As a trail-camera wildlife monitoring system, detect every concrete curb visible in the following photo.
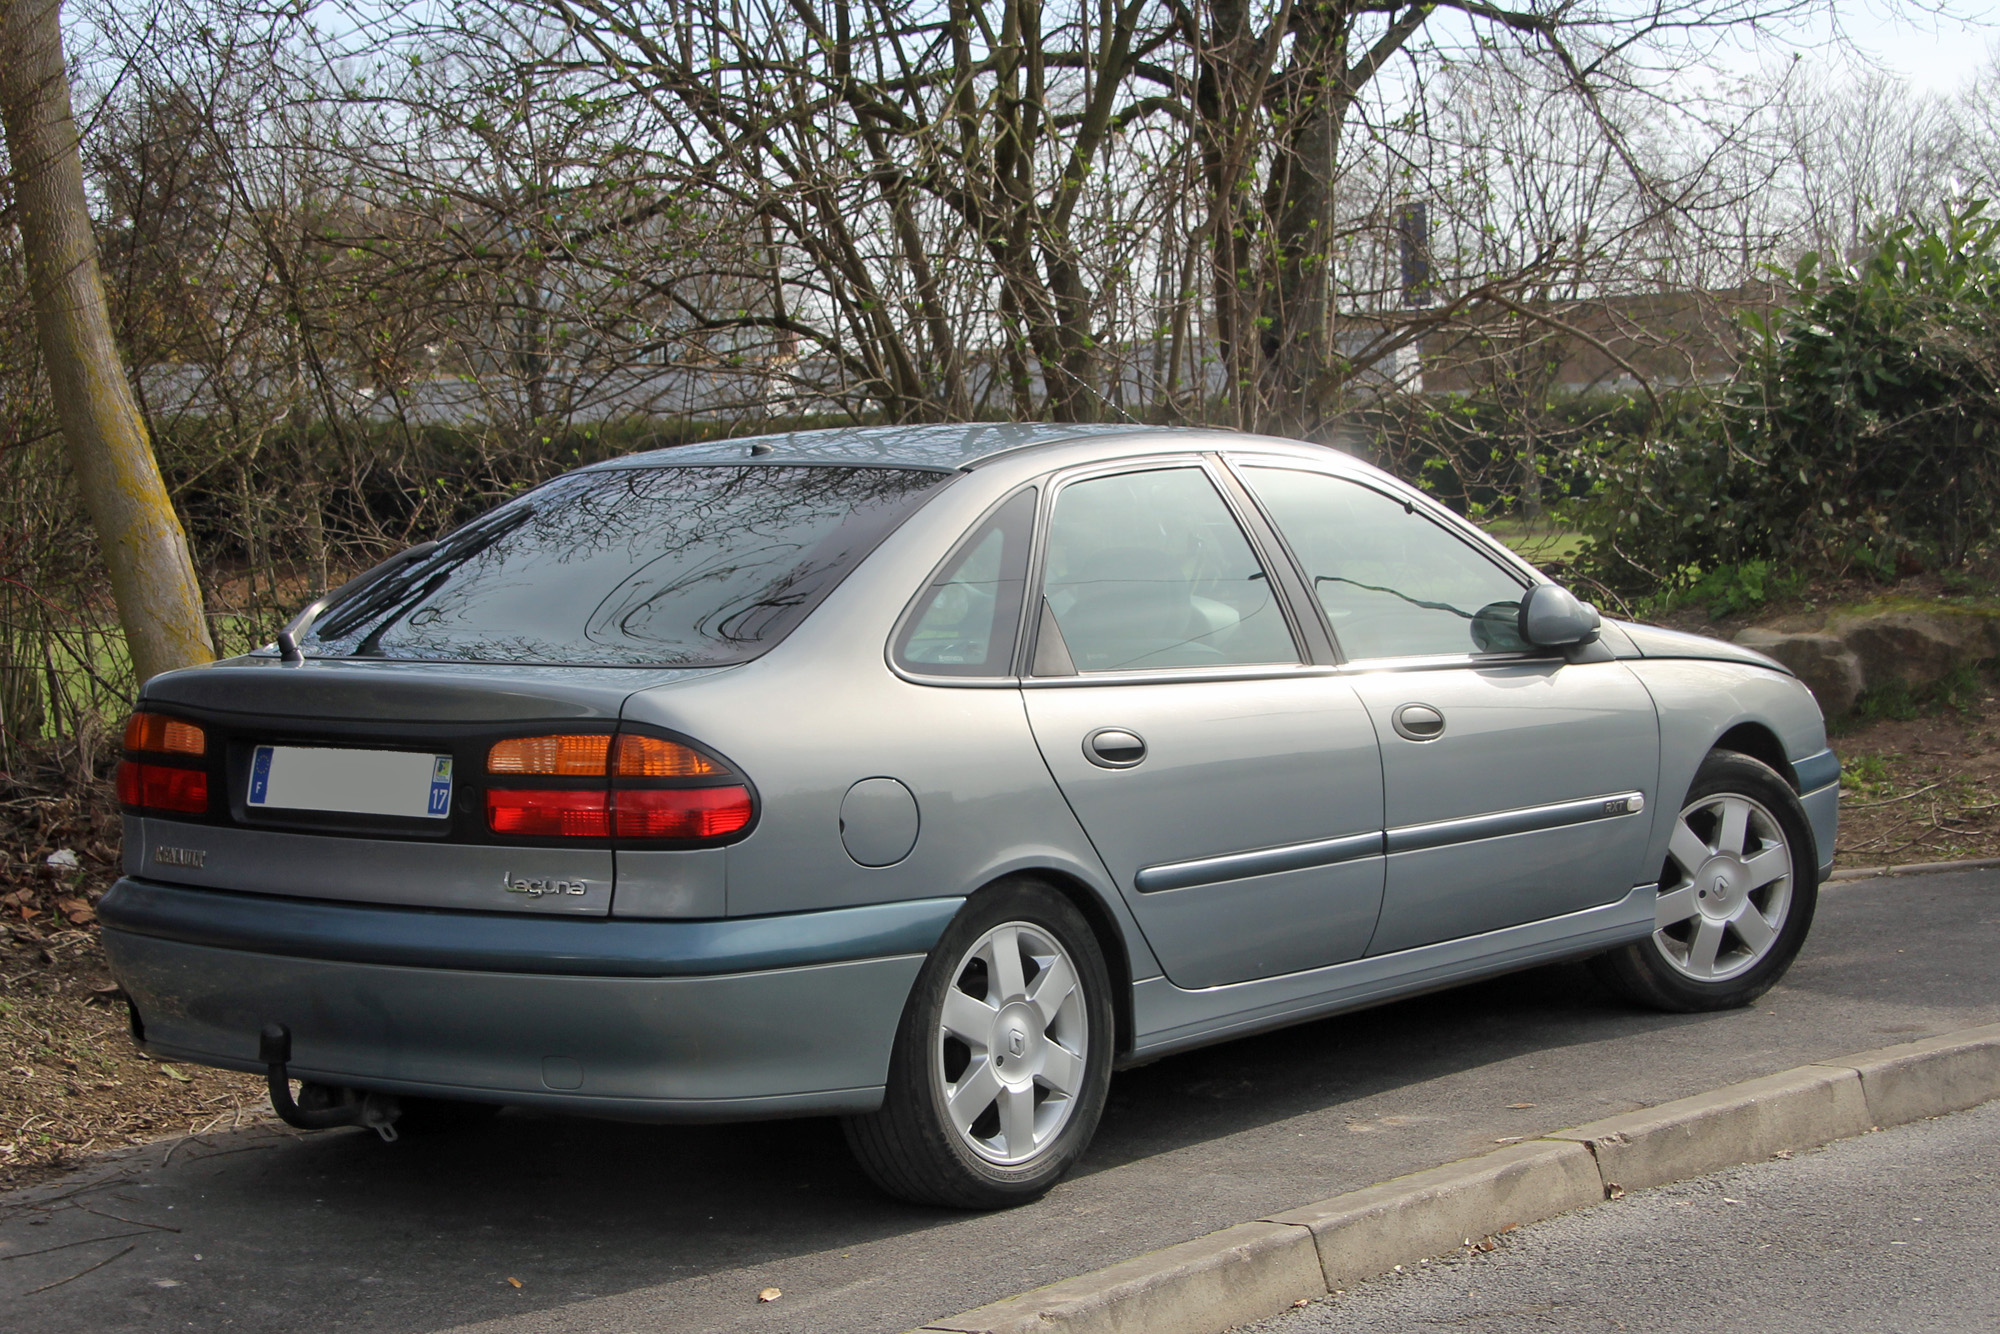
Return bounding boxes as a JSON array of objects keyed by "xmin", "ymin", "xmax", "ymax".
[
  {"xmin": 1828, "ymin": 854, "xmax": 2000, "ymax": 881},
  {"xmin": 905, "ymin": 1022, "xmax": 2000, "ymax": 1334}
]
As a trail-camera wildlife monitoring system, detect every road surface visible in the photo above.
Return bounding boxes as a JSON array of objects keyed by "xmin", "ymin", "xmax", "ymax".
[{"xmin": 2, "ymin": 870, "xmax": 1995, "ymax": 1333}]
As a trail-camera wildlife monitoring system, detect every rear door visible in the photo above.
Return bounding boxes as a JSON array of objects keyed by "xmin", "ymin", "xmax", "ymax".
[
  {"xmin": 1019, "ymin": 462, "xmax": 1386, "ymax": 990},
  {"xmin": 1233, "ymin": 462, "xmax": 1660, "ymax": 955}
]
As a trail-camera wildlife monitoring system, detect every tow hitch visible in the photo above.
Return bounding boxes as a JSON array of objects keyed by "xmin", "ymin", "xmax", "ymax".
[{"xmin": 259, "ymin": 1024, "xmax": 401, "ymax": 1142}]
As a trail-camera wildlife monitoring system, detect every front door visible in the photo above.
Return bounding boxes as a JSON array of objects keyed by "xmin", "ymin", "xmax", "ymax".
[
  {"xmin": 1234, "ymin": 462, "xmax": 1660, "ymax": 955},
  {"xmin": 1019, "ymin": 464, "xmax": 1386, "ymax": 991}
]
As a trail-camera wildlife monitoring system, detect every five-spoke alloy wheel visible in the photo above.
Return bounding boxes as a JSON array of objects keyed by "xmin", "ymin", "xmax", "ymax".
[
  {"xmin": 844, "ymin": 879, "xmax": 1113, "ymax": 1208},
  {"xmin": 1594, "ymin": 750, "xmax": 1819, "ymax": 1012}
]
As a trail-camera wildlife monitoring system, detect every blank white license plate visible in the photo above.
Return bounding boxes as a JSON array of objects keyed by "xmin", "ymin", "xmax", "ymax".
[{"xmin": 247, "ymin": 746, "xmax": 453, "ymax": 819}]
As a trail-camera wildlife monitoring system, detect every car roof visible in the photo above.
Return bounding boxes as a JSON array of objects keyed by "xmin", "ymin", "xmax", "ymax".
[{"xmin": 585, "ymin": 423, "xmax": 1239, "ymax": 472}]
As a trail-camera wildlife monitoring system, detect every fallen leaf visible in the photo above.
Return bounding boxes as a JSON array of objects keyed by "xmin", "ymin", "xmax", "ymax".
[
  {"xmin": 1607, "ymin": 1184, "xmax": 1627, "ymax": 1199},
  {"xmin": 1292, "ymin": 1297, "xmax": 1311, "ymax": 1308},
  {"xmin": 507, "ymin": 1277, "xmax": 523, "ymax": 1289},
  {"xmin": 159, "ymin": 1065, "xmax": 191, "ymax": 1083},
  {"xmin": 1506, "ymin": 1102, "xmax": 1536, "ymax": 1110},
  {"xmin": 758, "ymin": 1287, "xmax": 782, "ymax": 1303}
]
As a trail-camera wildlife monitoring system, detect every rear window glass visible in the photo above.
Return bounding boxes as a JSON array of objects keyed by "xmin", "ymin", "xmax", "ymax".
[{"xmin": 304, "ymin": 465, "xmax": 953, "ymax": 666}]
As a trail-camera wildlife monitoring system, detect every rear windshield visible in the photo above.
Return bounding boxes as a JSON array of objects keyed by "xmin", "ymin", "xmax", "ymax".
[{"xmin": 303, "ymin": 465, "xmax": 954, "ymax": 666}]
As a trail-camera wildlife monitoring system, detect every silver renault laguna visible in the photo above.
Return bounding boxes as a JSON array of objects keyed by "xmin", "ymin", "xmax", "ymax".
[{"xmin": 102, "ymin": 425, "xmax": 1837, "ymax": 1207}]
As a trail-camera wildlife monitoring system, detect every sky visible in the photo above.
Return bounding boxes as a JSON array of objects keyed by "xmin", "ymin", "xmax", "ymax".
[{"xmin": 1800, "ymin": 2, "xmax": 1997, "ymax": 92}]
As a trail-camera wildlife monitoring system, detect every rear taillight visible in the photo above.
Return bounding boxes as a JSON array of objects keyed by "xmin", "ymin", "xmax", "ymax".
[
  {"xmin": 484, "ymin": 730, "xmax": 753, "ymax": 846},
  {"xmin": 125, "ymin": 712, "xmax": 206, "ymax": 756},
  {"xmin": 614, "ymin": 787, "xmax": 754, "ymax": 839},
  {"xmin": 119, "ymin": 711, "xmax": 211, "ymax": 816},
  {"xmin": 486, "ymin": 789, "xmax": 612, "ymax": 838},
  {"xmin": 117, "ymin": 760, "xmax": 210, "ymax": 814}
]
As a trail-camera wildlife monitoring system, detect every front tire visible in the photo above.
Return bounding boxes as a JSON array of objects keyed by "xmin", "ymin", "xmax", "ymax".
[
  {"xmin": 1593, "ymin": 750, "xmax": 1819, "ymax": 1012},
  {"xmin": 843, "ymin": 879, "xmax": 1114, "ymax": 1208}
]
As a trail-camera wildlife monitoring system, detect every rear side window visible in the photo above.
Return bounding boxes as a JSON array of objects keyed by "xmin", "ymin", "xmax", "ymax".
[
  {"xmin": 1039, "ymin": 467, "xmax": 1298, "ymax": 672},
  {"xmin": 893, "ymin": 488, "xmax": 1037, "ymax": 677},
  {"xmin": 305, "ymin": 465, "xmax": 953, "ymax": 666}
]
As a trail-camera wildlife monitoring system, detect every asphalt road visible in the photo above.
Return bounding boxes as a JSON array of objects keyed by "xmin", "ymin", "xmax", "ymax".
[
  {"xmin": 2, "ymin": 870, "xmax": 1996, "ymax": 1334},
  {"xmin": 1243, "ymin": 1095, "xmax": 2000, "ymax": 1334}
]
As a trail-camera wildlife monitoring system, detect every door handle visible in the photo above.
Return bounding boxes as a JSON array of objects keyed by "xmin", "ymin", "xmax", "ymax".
[
  {"xmin": 1391, "ymin": 703, "xmax": 1446, "ymax": 742},
  {"xmin": 1084, "ymin": 728, "xmax": 1147, "ymax": 768}
]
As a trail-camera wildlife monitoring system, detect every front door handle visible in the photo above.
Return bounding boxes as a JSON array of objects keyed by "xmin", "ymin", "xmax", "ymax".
[
  {"xmin": 1084, "ymin": 728, "xmax": 1147, "ymax": 768},
  {"xmin": 1391, "ymin": 703, "xmax": 1446, "ymax": 742}
]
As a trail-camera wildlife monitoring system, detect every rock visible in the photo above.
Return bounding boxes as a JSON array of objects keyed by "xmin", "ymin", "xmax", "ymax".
[
  {"xmin": 1733, "ymin": 629, "xmax": 1865, "ymax": 717},
  {"xmin": 1834, "ymin": 611, "xmax": 1985, "ymax": 692}
]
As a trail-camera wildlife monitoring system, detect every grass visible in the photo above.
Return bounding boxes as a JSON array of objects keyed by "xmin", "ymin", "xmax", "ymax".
[{"xmin": 1482, "ymin": 519, "xmax": 1587, "ymax": 565}]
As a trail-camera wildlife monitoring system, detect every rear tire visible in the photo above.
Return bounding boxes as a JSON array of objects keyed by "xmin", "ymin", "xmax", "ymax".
[
  {"xmin": 843, "ymin": 878, "xmax": 1114, "ymax": 1209},
  {"xmin": 1593, "ymin": 750, "xmax": 1818, "ymax": 1013}
]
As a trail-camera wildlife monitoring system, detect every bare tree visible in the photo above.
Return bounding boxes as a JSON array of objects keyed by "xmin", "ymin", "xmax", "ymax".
[{"xmin": 0, "ymin": 0, "xmax": 212, "ymax": 684}]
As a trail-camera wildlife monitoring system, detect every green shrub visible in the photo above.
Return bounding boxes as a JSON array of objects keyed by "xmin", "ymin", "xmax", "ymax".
[{"xmin": 1574, "ymin": 200, "xmax": 2000, "ymax": 592}]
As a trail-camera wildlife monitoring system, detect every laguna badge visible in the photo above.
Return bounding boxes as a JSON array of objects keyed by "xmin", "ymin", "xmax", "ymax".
[{"xmin": 502, "ymin": 872, "xmax": 590, "ymax": 898}]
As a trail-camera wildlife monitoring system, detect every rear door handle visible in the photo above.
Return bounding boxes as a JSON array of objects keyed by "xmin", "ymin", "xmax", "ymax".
[
  {"xmin": 1391, "ymin": 703, "xmax": 1445, "ymax": 741},
  {"xmin": 1084, "ymin": 728, "xmax": 1147, "ymax": 768}
]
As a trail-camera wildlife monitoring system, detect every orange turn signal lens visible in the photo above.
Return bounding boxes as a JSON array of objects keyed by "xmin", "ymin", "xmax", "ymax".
[
  {"xmin": 123, "ymin": 712, "xmax": 206, "ymax": 757},
  {"xmin": 614, "ymin": 734, "xmax": 723, "ymax": 778},
  {"xmin": 488, "ymin": 735, "xmax": 611, "ymax": 776}
]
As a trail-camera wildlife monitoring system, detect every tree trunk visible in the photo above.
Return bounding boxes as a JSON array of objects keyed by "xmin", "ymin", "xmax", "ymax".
[{"xmin": 0, "ymin": 0, "xmax": 213, "ymax": 685}]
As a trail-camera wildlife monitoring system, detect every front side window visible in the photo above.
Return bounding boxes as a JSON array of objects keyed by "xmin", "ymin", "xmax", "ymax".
[
  {"xmin": 304, "ymin": 465, "xmax": 952, "ymax": 666},
  {"xmin": 1240, "ymin": 466, "xmax": 1528, "ymax": 660},
  {"xmin": 894, "ymin": 488, "xmax": 1036, "ymax": 677},
  {"xmin": 1038, "ymin": 467, "xmax": 1297, "ymax": 673}
]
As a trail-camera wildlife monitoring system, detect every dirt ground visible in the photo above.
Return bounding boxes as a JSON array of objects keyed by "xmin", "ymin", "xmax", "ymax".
[
  {"xmin": 4, "ymin": 609, "xmax": 1998, "ymax": 1193},
  {"xmin": 0, "ymin": 750, "xmax": 265, "ymax": 1193}
]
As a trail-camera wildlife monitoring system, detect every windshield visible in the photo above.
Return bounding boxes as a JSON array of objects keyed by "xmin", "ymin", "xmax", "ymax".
[{"xmin": 303, "ymin": 465, "xmax": 954, "ymax": 666}]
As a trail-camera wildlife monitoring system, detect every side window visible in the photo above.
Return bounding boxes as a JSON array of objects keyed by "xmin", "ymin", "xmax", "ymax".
[
  {"xmin": 894, "ymin": 488, "xmax": 1036, "ymax": 676},
  {"xmin": 1240, "ymin": 467, "xmax": 1528, "ymax": 660},
  {"xmin": 1038, "ymin": 467, "xmax": 1298, "ymax": 673}
]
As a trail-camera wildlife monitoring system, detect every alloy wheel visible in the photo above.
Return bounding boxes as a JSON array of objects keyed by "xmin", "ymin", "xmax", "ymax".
[
  {"xmin": 1655, "ymin": 791, "xmax": 1794, "ymax": 982},
  {"xmin": 933, "ymin": 921, "xmax": 1089, "ymax": 1166}
]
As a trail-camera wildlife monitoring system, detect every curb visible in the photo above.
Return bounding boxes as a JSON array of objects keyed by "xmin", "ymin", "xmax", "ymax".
[
  {"xmin": 1828, "ymin": 854, "xmax": 2000, "ymax": 882},
  {"xmin": 905, "ymin": 1021, "xmax": 2000, "ymax": 1334}
]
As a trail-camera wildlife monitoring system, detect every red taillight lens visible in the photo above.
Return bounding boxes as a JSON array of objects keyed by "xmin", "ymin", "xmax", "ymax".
[
  {"xmin": 117, "ymin": 760, "xmax": 209, "ymax": 815},
  {"xmin": 124, "ymin": 711, "xmax": 205, "ymax": 756},
  {"xmin": 614, "ymin": 786, "xmax": 754, "ymax": 840},
  {"xmin": 486, "ymin": 789, "xmax": 611, "ymax": 838}
]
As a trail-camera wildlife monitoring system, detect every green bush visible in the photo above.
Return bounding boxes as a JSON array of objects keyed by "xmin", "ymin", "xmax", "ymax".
[{"xmin": 1574, "ymin": 201, "xmax": 2000, "ymax": 592}]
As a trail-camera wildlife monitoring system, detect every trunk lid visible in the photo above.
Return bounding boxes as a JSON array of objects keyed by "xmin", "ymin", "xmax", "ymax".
[{"xmin": 130, "ymin": 656, "xmax": 715, "ymax": 916}]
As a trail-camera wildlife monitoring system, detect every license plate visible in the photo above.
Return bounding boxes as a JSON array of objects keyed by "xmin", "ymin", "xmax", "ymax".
[{"xmin": 247, "ymin": 746, "xmax": 453, "ymax": 820}]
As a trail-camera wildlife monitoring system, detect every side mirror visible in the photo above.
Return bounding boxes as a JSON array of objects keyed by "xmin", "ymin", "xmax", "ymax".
[{"xmin": 1518, "ymin": 583, "xmax": 1602, "ymax": 648}]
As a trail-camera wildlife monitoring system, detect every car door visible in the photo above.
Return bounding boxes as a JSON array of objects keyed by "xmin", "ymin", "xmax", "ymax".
[
  {"xmin": 1233, "ymin": 461, "xmax": 1660, "ymax": 956},
  {"xmin": 1018, "ymin": 461, "xmax": 1387, "ymax": 991}
]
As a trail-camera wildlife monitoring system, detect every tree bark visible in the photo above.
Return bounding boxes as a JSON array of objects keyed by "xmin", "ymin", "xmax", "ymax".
[{"xmin": 0, "ymin": 0, "xmax": 213, "ymax": 684}]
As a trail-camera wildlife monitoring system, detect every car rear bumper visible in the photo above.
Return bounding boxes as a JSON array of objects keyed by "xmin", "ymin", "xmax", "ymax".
[{"xmin": 99, "ymin": 878, "xmax": 956, "ymax": 1121}]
